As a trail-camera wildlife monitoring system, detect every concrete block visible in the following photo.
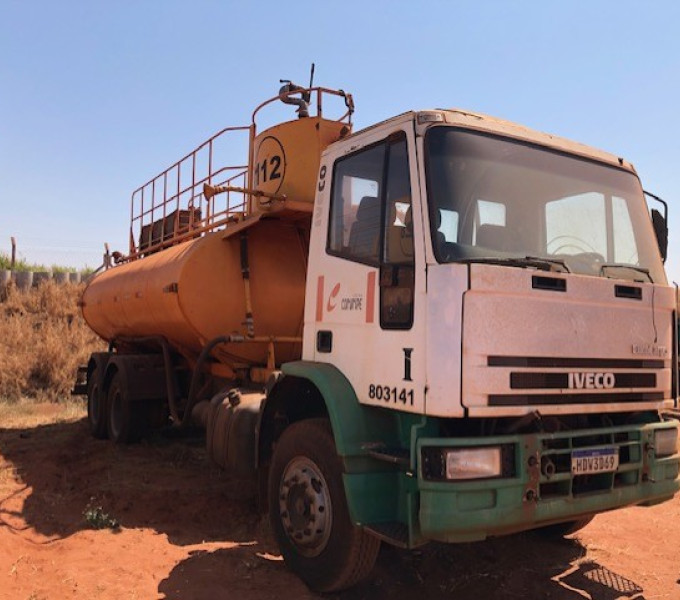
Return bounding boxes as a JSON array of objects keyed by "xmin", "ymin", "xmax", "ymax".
[
  {"xmin": 52, "ymin": 272, "xmax": 69, "ymax": 285},
  {"xmin": 32, "ymin": 271, "xmax": 52, "ymax": 287},
  {"xmin": 13, "ymin": 271, "xmax": 33, "ymax": 290}
]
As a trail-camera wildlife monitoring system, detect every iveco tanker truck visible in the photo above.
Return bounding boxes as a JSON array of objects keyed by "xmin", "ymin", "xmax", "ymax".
[{"xmin": 78, "ymin": 78, "xmax": 680, "ymax": 591}]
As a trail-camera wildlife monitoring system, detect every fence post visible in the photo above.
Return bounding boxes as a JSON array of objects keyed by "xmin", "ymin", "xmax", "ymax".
[{"xmin": 10, "ymin": 237, "xmax": 16, "ymax": 270}]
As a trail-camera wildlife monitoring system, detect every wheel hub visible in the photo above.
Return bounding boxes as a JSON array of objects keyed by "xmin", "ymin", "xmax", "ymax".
[{"xmin": 278, "ymin": 457, "xmax": 332, "ymax": 557}]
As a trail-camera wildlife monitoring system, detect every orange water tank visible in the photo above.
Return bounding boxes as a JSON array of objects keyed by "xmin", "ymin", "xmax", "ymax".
[
  {"xmin": 81, "ymin": 217, "xmax": 307, "ymax": 368},
  {"xmin": 83, "ymin": 107, "xmax": 350, "ymax": 372}
]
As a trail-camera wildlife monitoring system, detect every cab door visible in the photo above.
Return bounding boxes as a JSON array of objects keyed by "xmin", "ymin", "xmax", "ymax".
[{"xmin": 304, "ymin": 121, "xmax": 426, "ymax": 414}]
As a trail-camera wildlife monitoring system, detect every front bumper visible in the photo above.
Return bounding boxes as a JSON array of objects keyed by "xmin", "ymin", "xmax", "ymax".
[{"xmin": 417, "ymin": 421, "xmax": 680, "ymax": 543}]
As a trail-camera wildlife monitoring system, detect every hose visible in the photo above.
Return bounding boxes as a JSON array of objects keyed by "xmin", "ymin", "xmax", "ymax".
[
  {"xmin": 278, "ymin": 81, "xmax": 310, "ymax": 118},
  {"xmin": 182, "ymin": 335, "xmax": 233, "ymax": 427}
]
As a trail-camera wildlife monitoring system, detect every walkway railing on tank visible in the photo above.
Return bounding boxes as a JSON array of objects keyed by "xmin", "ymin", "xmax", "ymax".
[
  {"xmin": 128, "ymin": 125, "xmax": 251, "ymax": 260},
  {"xmin": 250, "ymin": 85, "xmax": 354, "ymax": 130},
  {"xmin": 124, "ymin": 85, "xmax": 354, "ymax": 263}
]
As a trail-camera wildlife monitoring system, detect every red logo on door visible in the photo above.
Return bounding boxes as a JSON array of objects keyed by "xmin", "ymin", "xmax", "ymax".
[{"xmin": 326, "ymin": 283, "xmax": 341, "ymax": 312}]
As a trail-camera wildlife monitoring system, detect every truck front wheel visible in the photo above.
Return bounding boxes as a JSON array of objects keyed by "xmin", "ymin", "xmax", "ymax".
[{"xmin": 268, "ymin": 419, "xmax": 380, "ymax": 592}]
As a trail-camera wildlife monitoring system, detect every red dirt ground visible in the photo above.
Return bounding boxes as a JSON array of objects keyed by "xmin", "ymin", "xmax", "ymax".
[{"xmin": 0, "ymin": 402, "xmax": 678, "ymax": 600}]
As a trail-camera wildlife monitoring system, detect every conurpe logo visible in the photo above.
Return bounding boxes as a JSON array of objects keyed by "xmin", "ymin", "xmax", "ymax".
[
  {"xmin": 326, "ymin": 283, "xmax": 341, "ymax": 312},
  {"xmin": 568, "ymin": 372, "xmax": 615, "ymax": 390}
]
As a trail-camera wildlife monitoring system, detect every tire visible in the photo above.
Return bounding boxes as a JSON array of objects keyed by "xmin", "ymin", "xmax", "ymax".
[
  {"xmin": 268, "ymin": 419, "xmax": 380, "ymax": 592},
  {"xmin": 535, "ymin": 516, "xmax": 595, "ymax": 538},
  {"xmin": 107, "ymin": 369, "xmax": 141, "ymax": 444},
  {"xmin": 87, "ymin": 365, "xmax": 108, "ymax": 439}
]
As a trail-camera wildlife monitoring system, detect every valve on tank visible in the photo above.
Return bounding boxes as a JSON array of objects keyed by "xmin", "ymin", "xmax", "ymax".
[
  {"xmin": 279, "ymin": 80, "xmax": 310, "ymax": 118},
  {"xmin": 278, "ymin": 63, "xmax": 315, "ymax": 118}
]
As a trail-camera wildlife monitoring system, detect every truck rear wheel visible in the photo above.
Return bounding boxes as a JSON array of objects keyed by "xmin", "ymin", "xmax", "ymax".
[
  {"xmin": 87, "ymin": 365, "xmax": 108, "ymax": 439},
  {"xmin": 268, "ymin": 419, "xmax": 380, "ymax": 592},
  {"xmin": 107, "ymin": 370, "xmax": 141, "ymax": 444}
]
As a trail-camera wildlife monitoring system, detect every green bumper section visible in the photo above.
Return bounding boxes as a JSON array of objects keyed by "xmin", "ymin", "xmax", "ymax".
[
  {"xmin": 277, "ymin": 362, "xmax": 679, "ymax": 547},
  {"xmin": 417, "ymin": 421, "xmax": 680, "ymax": 543}
]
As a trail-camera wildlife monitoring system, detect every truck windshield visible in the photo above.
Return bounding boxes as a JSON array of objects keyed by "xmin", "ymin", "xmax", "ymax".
[{"xmin": 425, "ymin": 127, "xmax": 665, "ymax": 283}]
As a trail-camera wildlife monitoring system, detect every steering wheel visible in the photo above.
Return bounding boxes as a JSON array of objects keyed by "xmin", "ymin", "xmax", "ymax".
[
  {"xmin": 547, "ymin": 236, "xmax": 606, "ymax": 272},
  {"xmin": 547, "ymin": 234, "xmax": 599, "ymax": 255}
]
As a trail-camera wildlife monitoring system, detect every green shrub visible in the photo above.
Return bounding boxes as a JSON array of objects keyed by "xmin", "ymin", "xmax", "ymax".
[
  {"xmin": 83, "ymin": 502, "xmax": 120, "ymax": 530},
  {"xmin": 0, "ymin": 253, "xmax": 45, "ymax": 272}
]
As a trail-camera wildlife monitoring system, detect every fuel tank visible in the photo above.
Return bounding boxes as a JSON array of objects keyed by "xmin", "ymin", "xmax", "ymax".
[{"xmin": 82, "ymin": 217, "xmax": 307, "ymax": 366}]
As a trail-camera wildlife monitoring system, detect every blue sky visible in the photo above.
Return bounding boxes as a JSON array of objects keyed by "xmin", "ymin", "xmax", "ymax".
[{"xmin": 1, "ymin": 1, "xmax": 679, "ymax": 280}]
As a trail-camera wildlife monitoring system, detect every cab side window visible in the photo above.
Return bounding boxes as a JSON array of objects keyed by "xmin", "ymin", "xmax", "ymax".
[
  {"xmin": 327, "ymin": 132, "xmax": 415, "ymax": 329},
  {"xmin": 328, "ymin": 144, "xmax": 385, "ymax": 265}
]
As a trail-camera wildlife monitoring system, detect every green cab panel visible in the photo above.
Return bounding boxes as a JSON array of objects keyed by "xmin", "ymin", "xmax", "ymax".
[
  {"xmin": 280, "ymin": 361, "xmax": 412, "ymax": 527},
  {"xmin": 281, "ymin": 361, "xmax": 406, "ymax": 457}
]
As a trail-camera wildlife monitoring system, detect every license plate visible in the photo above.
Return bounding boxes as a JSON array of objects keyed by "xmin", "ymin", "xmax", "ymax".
[{"xmin": 571, "ymin": 448, "xmax": 619, "ymax": 475}]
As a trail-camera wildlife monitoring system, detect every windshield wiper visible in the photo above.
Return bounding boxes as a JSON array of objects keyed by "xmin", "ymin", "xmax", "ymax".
[
  {"xmin": 525, "ymin": 256, "xmax": 571, "ymax": 273},
  {"xmin": 599, "ymin": 264, "xmax": 653, "ymax": 283},
  {"xmin": 455, "ymin": 256, "xmax": 570, "ymax": 273}
]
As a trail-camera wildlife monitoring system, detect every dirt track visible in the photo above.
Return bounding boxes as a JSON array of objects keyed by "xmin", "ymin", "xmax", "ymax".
[{"xmin": 0, "ymin": 402, "xmax": 678, "ymax": 600}]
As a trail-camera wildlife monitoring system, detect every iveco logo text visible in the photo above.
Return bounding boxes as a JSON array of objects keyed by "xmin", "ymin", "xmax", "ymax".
[{"xmin": 568, "ymin": 372, "xmax": 615, "ymax": 390}]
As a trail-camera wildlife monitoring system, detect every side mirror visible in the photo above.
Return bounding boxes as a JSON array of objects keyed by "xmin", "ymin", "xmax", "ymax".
[
  {"xmin": 651, "ymin": 208, "xmax": 668, "ymax": 263},
  {"xmin": 645, "ymin": 191, "xmax": 669, "ymax": 264}
]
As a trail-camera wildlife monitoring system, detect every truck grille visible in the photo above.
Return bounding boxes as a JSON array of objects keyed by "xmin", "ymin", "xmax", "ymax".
[
  {"xmin": 487, "ymin": 356, "xmax": 665, "ymax": 407},
  {"xmin": 488, "ymin": 357, "xmax": 665, "ymax": 369},
  {"xmin": 489, "ymin": 392, "xmax": 664, "ymax": 406},
  {"xmin": 509, "ymin": 372, "xmax": 656, "ymax": 390},
  {"xmin": 536, "ymin": 427, "xmax": 642, "ymax": 499}
]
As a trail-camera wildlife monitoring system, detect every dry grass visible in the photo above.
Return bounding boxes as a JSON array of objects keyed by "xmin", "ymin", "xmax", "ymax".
[
  {"xmin": 0, "ymin": 398, "xmax": 86, "ymax": 428},
  {"xmin": 0, "ymin": 281, "xmax": 105, "ymax": 402}
]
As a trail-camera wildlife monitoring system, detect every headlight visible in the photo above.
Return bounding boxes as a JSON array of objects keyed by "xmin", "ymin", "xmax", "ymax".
[
  {"xmin": 445, "ymin": 447, "xmax": 502, "ymax": 480},
  {"xmin": 654, "ymin": 428, "xmax": 679, "ymax": 458}
]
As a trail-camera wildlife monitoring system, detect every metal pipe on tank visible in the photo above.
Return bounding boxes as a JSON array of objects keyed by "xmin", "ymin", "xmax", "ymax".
[
  {"xmin": 183, "ymin": 335, "xmax": 233, "ymax": 427},
  {"xmin": 278, "ymin": 81, "xmax": 310, "ymax": 118}
]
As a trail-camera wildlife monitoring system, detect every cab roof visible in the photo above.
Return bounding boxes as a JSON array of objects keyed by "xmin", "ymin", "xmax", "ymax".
[{"xmin": 346, "ymin": 108, "xmax": 636, "ymax": 173}]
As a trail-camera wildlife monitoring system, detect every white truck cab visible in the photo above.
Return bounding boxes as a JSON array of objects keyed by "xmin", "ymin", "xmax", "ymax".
[{"xmin": 306, "ymin": 108, "xmax": 674, "ymax": 421}]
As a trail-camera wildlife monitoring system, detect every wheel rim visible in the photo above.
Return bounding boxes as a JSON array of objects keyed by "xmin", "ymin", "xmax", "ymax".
[
  {"xmin": 278, "ymin": 456, "xmax": 332, "ymax": 557},
  {"xmin": 110, "ymin": 389, "xmax": 123, "ymax": 438}
]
